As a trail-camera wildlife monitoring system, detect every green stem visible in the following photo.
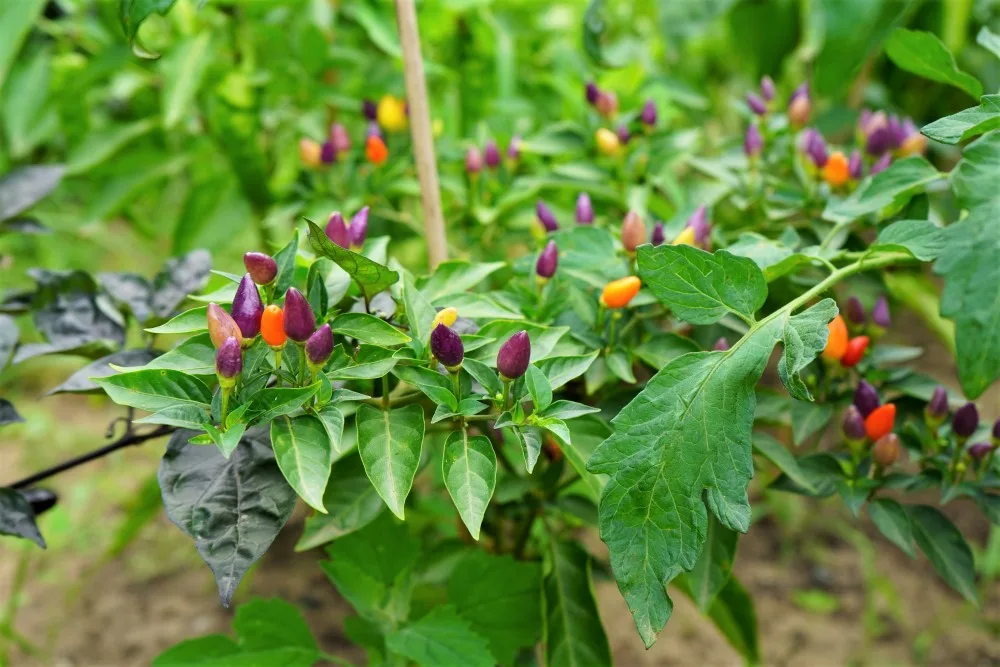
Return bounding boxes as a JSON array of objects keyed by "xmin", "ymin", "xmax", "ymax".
[
  {"xmin": 220, "ymin": 386, "xmax": 232, "ymax": 427},
  {"xmin": 273, "ymin": 348, "xmax": 282, "ymax": 387},
  {"xmin": 606, "ymin": 312, "xmax": 620, "ymax": 351},
  {"xmin": 297, "ymin": 343, "xmax": 306, "ymax": 386},
  {"xmin": 501, "ymin": 379, "xmax": 512, "ymax": 412},
  {"xmin": 451, "ymin": 369, "xmax": 462, "ymax": 402}
]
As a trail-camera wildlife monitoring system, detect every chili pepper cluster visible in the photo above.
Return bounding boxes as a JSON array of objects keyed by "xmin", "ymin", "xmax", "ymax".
[{"xmin": 299, "ymin": 94, "xmax": 408, "ymax": 170}]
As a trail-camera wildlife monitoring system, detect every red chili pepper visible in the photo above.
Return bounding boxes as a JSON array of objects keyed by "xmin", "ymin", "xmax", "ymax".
[
  {"xmin": 864, "ymin": 403, "xmax": 896, "ymax": 441},
  {"xmin": 840, "ymin": 335, "xmax": 870, "ymax": 367}
]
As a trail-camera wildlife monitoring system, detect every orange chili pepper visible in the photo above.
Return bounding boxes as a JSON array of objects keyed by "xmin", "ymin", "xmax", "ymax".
[
  {"xmin": 261, "ymin": 304, "xmax": 287, "ymax": 348},
  {"xmin": 601, "ymin": 276, "xmax": 641, "ymax": 309},
  {"xmin": 822, "ymin": 151, "xmax": 850, "ymax": 188},
  {"xmin": 366, "ymin": 135, "xmax": 388, "ymax": 165},
  {"xmin": 864, "ymin": 403, "xmax": 896, "ymax": 441},
  {"xmin": 840, "ymin": 335, "xmax": 870, "ymax": 367},
  {"xmin": 822, "ymin": 315, "xmax": 848, "ymax": 361},
  {"xmin": 299, "ymin": 139, "xmax": 321, "ymax": 169}
]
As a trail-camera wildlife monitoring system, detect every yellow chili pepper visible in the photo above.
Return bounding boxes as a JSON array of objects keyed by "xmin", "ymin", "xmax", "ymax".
[
  {"xmin": 595, "ymin": 128, "xmax": 621, "ymax": 157},
  {"xmin": 377, "ymin": 95, "xmax": 408, "ymax": 133},
  {"xmin": 432, "ymin": 307, "xmax": 458, "ymax": 328},
  {"xmin": 673, "ymin": 226, "xmax": 697, "ymax": 246}
]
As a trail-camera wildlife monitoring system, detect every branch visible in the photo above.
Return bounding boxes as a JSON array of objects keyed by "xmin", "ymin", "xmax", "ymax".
[{"xmin": 7, "ymin": 425, "xmax": 175, "ymax": 490}]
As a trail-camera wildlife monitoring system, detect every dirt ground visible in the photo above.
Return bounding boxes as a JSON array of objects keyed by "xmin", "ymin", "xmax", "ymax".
[{"xmin": 1, "ymin": 313, "xmax": 998, "ymax": 666}]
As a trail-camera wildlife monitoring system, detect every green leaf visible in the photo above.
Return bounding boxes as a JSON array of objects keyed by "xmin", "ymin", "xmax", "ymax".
[
  {"xmin": 65, "ymin": 119, "xmax": 159, "ymax": 176},
  {"xmin": 907, "ymin": 504, "xmax": 979, "ymax": 605},
  {"xmin": 342, "ymin": 1, "xmax": 402, "ymax": 58},
  {"xmin": 512, "ymin": 425, "xmax": 544, "ymax": 473},
  {"xmin": 606, "ymin": 349, "xmax": 636, "ymax": 384},
  {"xmin": 637, "ymin": 245, "xmax": 766, "ymax": 324},
  {"xmin": 442, "ymin": 430, "xmax": 496, "ymax": 540},
  {"xmin": 689, "ymin": 574, "xmax": 760, "ymax": 663},
  {"xmin": 921, "ymin": 95, "xmax": 1000, "ymax": 145},
  {"xmin": 978, "ymin": 26, "xmax": 1000, "ymax": 60},
  {"xmin": 448, "ymin": 552, "xmax": 542, "ymax": 664},
  {"xmin": 868, "ymin": 498, "xmax": 915, "ymax": 557},
  {"xmin": 776, "ymin": 299, "xmax": 838, "ymax": 401},
  {"xmin": 686, "ymin": 514, "xmax": 738, "ymax": 611},
  {"xmin": 145, "ymin": 306, "xmax": 209, "ymax": 335},
  {"xmin": 540, "ymin": 400, "xmax": 600, "ymax": 421},
  {"xmin": 633, "ymin": 334, "xmax": 700, "ymax": 368},
  {"xmin": 270, "ymin": 415, "xmax": 332, "ymax": 513},
  {"xmin": 355, "ymin": 404, "xmax": 425, "ymax": 520},
  {"xmin": 159, "ymin": 428, "xmax": 296, "ymax": 606},
  {"xmin": 0, "ymin": 0, "xmax": 47, "ymax": 91},
  {"xmin": 934, "ymin": 195, "xmax": 1000, "ymax": 398},
  {"xmin": 306, "ymin": 220, "xmax": 398, "ymax": 300},
  {"xmin": 402, "ymin": 273, "xmax": 436, "ymax": 343},
  {"xmin": 588, "ymin": 292, "xmax": 811, "ymax": 645},
  {"xmin": 315, "ymin": 404, "xmax": 351, "ymax": 461},
  {"xmin": 249, "ymin": 383, "xmax": 320, "ymax": 424},
  {"xmin": 330, "ymin": 312, "xmax": 410, "ymax": 346},
  {"xmin": 320, "ymin": 514, "xmax": 419, "ymax": 623},
  {"xmin": 419, "ymin": 260, "xmax": 507, "ymax": 302},
  {"xmin": 135, "ymin": 404, "xmax": 210, "ymax": 430},
  {"xmin": 727, "ymin": 233, "xmax": 814, "ymax": 282},
  {"xmin": 886, "ymin": 29, "xmax": 982, "ymax": 99},
  {"xmin": 525, "ymin": 364, "xmax": 553, "ymax": 412},
  {"xmin": 119, "ymin": 0, "xmax": 180, "ymax": 57},
  {"xmin": 950, "ymin": 130, "xmax": 1000, "ymax": 208},
  {"xmin": 152, "ymin": 636, "xmax": 240, "ymax": 666},
  {"xmin": 791, "ymin": 400, "xmax": 833, "ymax": 445},
  {"xmin": 462, "ymin": 358, "xmax": 502, "ymax": 398},
  {"xmin": 386, "ymin": 606, "xmax": 494, "ymax": 667},
  {"xmin": 233, "ymin": 598, "xmax": 318, "ymax": 654},
  {"xmin": 470, "ymin": 321, "xmax": 568, "ymax": 366},
  {"xmin": 392, "ymin": 365, "xmax": 458, "ymax": 410},
  {"xmin": 161, "ymin": 34, "xmax": 212, "ymax": 130},
  {"xmin": 823, "ymin": 156, "xmax": 942, "ymax": 222},
  {"xmin": 95, "ymin": 369, "xmax": 212, "ymax": 412},
  {"xmin": 0, "ymin": 488, "xmax": 45, "ymax": 548},
  {"xmin": 273, "ymin": 230, "xmax": 299, "ymax": 297},
  {"xmin": 752, "ymin": 433, "xmax": 816, "ymax": 493},
  {"xmin": 543, "ymin": 540, "xmax": 612, "ymax": 667},
  {"xmin": 535, "ymin": 351, "xmax": 599, "ymax": 390},
  {"xmin": 873, "ymin": 219, "xmax": 946, "ymax": 261},
  {"xmin": 143, "ymin": 333, "xmax": 216, "ymax": 375},
  {"xmin": 329, "ymin": 357, "xmax": 399, "ymax": 381},
  {"xmin": 296, "ymin": 455, "xmax": 384, "ymax": 551}
]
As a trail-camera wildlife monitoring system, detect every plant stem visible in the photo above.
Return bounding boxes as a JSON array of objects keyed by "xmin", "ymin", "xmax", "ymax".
[
  {"xmin": 298, "ymin": 343, "xmax": 306, "ymax": 386},
  {"xmin": 220, "ymin": 386, "xmax": 231, "ymax": 427},
  {"xmin": 382, "ymin": 374, "xmax": 390, "ymax": 410},
  {"xmin": 501, "ymin": 379, "xmax": 512, "ymax": 411},
  {"xmin": 273, "ymin": 348, "xmax": 282, "ymax": 387},
  {"xmin": 451, "ymin": 369, "xmax": 462, "ymax": 402}
]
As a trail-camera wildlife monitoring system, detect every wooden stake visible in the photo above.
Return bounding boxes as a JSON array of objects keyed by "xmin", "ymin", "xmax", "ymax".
[{"xmin": 395, "ymin": 0, "xmax": 448, "ymax": 269}]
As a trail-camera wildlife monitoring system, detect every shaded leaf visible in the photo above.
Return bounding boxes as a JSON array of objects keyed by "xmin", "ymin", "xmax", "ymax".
[
  {"xmin": 907, "ymin": 504, "xmax": 979, "ymax": 605},
  {"xmin": 886, "ymin": 29, "xmax": 981, "ymax": 99},
  {"xmin": 868, "ymin": 498, "xmax": 915, "ymax": 557},
  {"xmin": 47, "ymin": 349, "xmax": 159, "ymax": 395},
  {"xmin": 386, "ymin": 606, "xmax": 494, "ymax": 667},
  {"xmin": 0, "ymin": 488, "xmax": 45, "ymax": 548},
  {"xmin": 544, "ymin": 540, "xmax": 612, "ymax": 667},
  {"xmin": 296, "ymin": 455, "xmax": 384, "ymax": 551}
]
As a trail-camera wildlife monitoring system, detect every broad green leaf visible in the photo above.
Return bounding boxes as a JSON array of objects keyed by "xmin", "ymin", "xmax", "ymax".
[
  {"xmin": 470, "ymin": 321, "xmax": 568, "ymax": 366},
  {"xmin": 233, "ymin": 598, "xmax": 318, "ymax": 654},
  {"xmin": 320, "ymin": 514, "xmax": 419, "ymax": 623},
  {"xmin": 448, "ymin": 552, "xmax": 542, "ymax": 664},
  {"xmin": 418, "ymin": 260, "xmax": 507, "ymax": 302},
  {"xmin": 525, "ymin": 364, "xmax": 553, "ymax": 411},
  {"xmin": 271, "ymin": 415, "xmax": 333, "ymax": 513},
  {"xmin": 540, "ymin": 400, "xmax": 600, "ymax": 421},
  {"xmin": 119, "ymin": 0, "xmax": 180, "ymax": 58},
  {"xmin": 0, "ymin": 0, "xmax": 46, "ymax": 91},
  {"xmin": 392, "ymin": 365, "xmax": 458, "ymax": 410},
  {"xmin": 637, "ymin": 245, "xmax": 766, "ymax": 324},
  {"xmin": 145, "ymin": 306, "xmax": 209, "ymax": 334},
  {"xmin": 159, "ymin": 428, "xmax": 296, "ymax": 606},
  {"xmin": 686, "ymin": 514, "xmax": 738, "ymax": 611},
  {"xmin": 588, "ymin": 300, "xmax": 805, "ymax": 645},
  {"xmin": 950, "ymin": 130, "xmax": 1000, "ymax": 208},
  {"xmin": 921, "ymin": 95, "xmax": 1000, "ymax": 144},
  {"xmin": 934, "ymin": 196, "xmax": 1000, "ymax": 398},
  {"xmin": 544, "ymin": 540, "xmax": 612, "ymax": 667},
  {"xmin": 161, "ymin": 34, "xmax": 212, "ymax": 130},
  {"xmin": 823, "ymin": 157, "xmax": 942, "ymax": 222},
  {"xmin": 726, "ymin": 233, "xmax": 814, "ymax": 282},
  {"xmin": 136, "ymin": 404, "xmax": 210, "ymax": 430},
  {"xmin": 791, "ymin": 400, "xmax": 833, "ymax": 445},
  {"xmin": 329, "ymin": 357, "xmax": 398, "ymax": 381},
  {"xmin": 95, "ymin": 369, "xmax": 212, "ymax": 412},
  {"xmin": 776, "ymin": 298, "xmax": 838, "ymax": 401},
  {"xmin": 535, "ymin": 351, "xmax": 599, "ymax": 390},
  {"xmin": 48, "ymin": 349, "xmax": 159, "ymax": 395},
  {"xmin": 907, "ymin": 504, "xmax": 979, "ymax": 605},
  {"xmin": 462, "ymin": 358, "xmax": 502, "ymax": 398},
  {"xmin": 65, "ymin": 119, "xmax": 158, "ymax": 175},
  {"xmin": 752, "ymin": 433, "xmax": 816, "ymax": 493},
  {"xmin": 868, "ymin": 498, "xmax": 915, "ymax": 557},
  {"xmin": 886, "ymin": 29, "xmax": 982, "ymax": 99},
  {"xmin": 249, "ymin": 384, "xmax": 320, "ymax": 424},
  {"xmin": 873, "ymin": 219, "xmax": 946, "ymax": 261},
  {"xmin": 355, "ymin": 404, "xmax": 425, "ymax": 519},
  {"xmin": 433, "ymin": 292, "xmax": 522, "ymax": 320},
  {"xmin": 342, "ymin": 1, "xmax": 402, "ymax": 57},
  {"xmin": 315, "ymin": 404, "xmax": 351, "ymax": 461},
  {"xmin": 442, "ymin": 430, "xmax": 496, "ymax": 540},
  {"xmin": 633, "ymin": 334, "xmax": 700, "ymax": 368},
  {"xmin": 606, "ymin": 349, "xmax": 636, "ymax": 384},
  {"xmin": 386, "ymin": 606, "xmax": 494, "ymax": 667},
  {"xmin": 978, "ymin": 26, "xmax": 1000, "ymax": 60},
  {"xmin": 296, "ymin": 455, "xmax": 384, "ymax": 551},
  {"xmin": 402, "ymin": 273, "xmax": 435, "ymax": 343},
  {"xmin": 330, "ymin": 312, "xmax": 411, "ymax": 346},
  {"xmin": 306, "ymin": 220, "xmax": 398, "ymax": 300},
  {"xmin": 151, "ymin": 635, "xmax": 241, "ymax": 666},
  {"xmin": 0, "ymin": 488, "xmax": 45, "ymax": 548},
  {"xmin": 143, "ymin": 333, "xmax": 215, "ymax": 375}
]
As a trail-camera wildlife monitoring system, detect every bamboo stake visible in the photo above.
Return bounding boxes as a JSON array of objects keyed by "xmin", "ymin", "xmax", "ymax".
[{"xmin": 395, "ymin": 0, "xmax": 448, "ymax": 268}]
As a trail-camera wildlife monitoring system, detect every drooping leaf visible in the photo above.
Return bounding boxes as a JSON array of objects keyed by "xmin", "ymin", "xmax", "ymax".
[
  {"xmin": 934, "ymin": 193, "xmax": 1000, "ymax": 398},
  {"xmin": 907, "ymin": 504, "xmax": 979, "ymax": 605},
  {"xmin": 161, "ymin": 34, "xmax": 212, "ymax": 130},
  {"xmin": 886, "ymin": 29, "xmax": 982, "ymax": 99},
  {"xmin": 512, "ymin": 425, "xmax": 544, "ymax": 474},
  {"xmin": 150, "ymin": 250, "xmax": 212, "ymax": 319},
  {"xmin": 776, "ymin": 299, "xmax": 838, "ymax": 401},
  {"xmin": 685, "ymin": 514, "xmax": 739, "ymax": 611},
  {"xmin": 158, "ymin": 428, "xmax": 296, "ymax": 606},
  {"xmin": 543, "ymin": 540, "xmax": 612, "ymax": 667},
  {"xmin": 442, "ymin": 430, "xmax": 496, "ymax": 540},
  {"xmin": 23, "ymin": 270, "xmax": 125, "ymax": 360},
  {"xmin": 448, "ymin": 551, "xmax": 542, "ymax": 664},
  {"xmin": 95, "ymin": 369, "xmax": 212, "ymax": 412},
  {"xmin": 534, "ymin": 351, "xmax": 599, "ymax": 390},
  {"xmin": 680, "ymin": 573, "xmax": 760, "ymax": 663},
  {"xmin": 306, "ymin": 220, "xmax": 398, "ymax": 300},
  {"xmin": 921, "ymin": 94, "xmax": 1000, "ymax": 145},
  {"xmin": 47, "ymin": 349, "xmax": 159, "ymax": 395},
  {"xmin": 330, "ymin": 312, "xmax": 411, "ymax": 346},
  {"xmin": 0, "ymin": 488, "xmax": 45, "ymax": 548},
  {"xmin": 0, "ymin": 166, "xmax": 63, "ymax": 222},
  {"xmin": 270, "ymin": 415, "xmax": 333, "ymax": 513},
  {"xmin": 402, "ymin": 273, "xmax": 436, "ymax": 343},
  {"xmin": 386, "ymin": 606, "xmax": 495, "ymax": 667},
  {"xmin": 868, "ymin": 498, "xmax": 915, "ymax": 557},
  {"xmin": 296, "ymin": 455, "xmax": 384, "ymax": 551},
  {"xmin": 0, "ymin": 398, "xmax": 24, "ymax": 427},
  {"xmin": 355, "ymin": 404, "xmax": 425, "ymax": 519},
  {"xmin": 978, "ymin": 26, "xmax": 1000, "ymax": 60}
]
